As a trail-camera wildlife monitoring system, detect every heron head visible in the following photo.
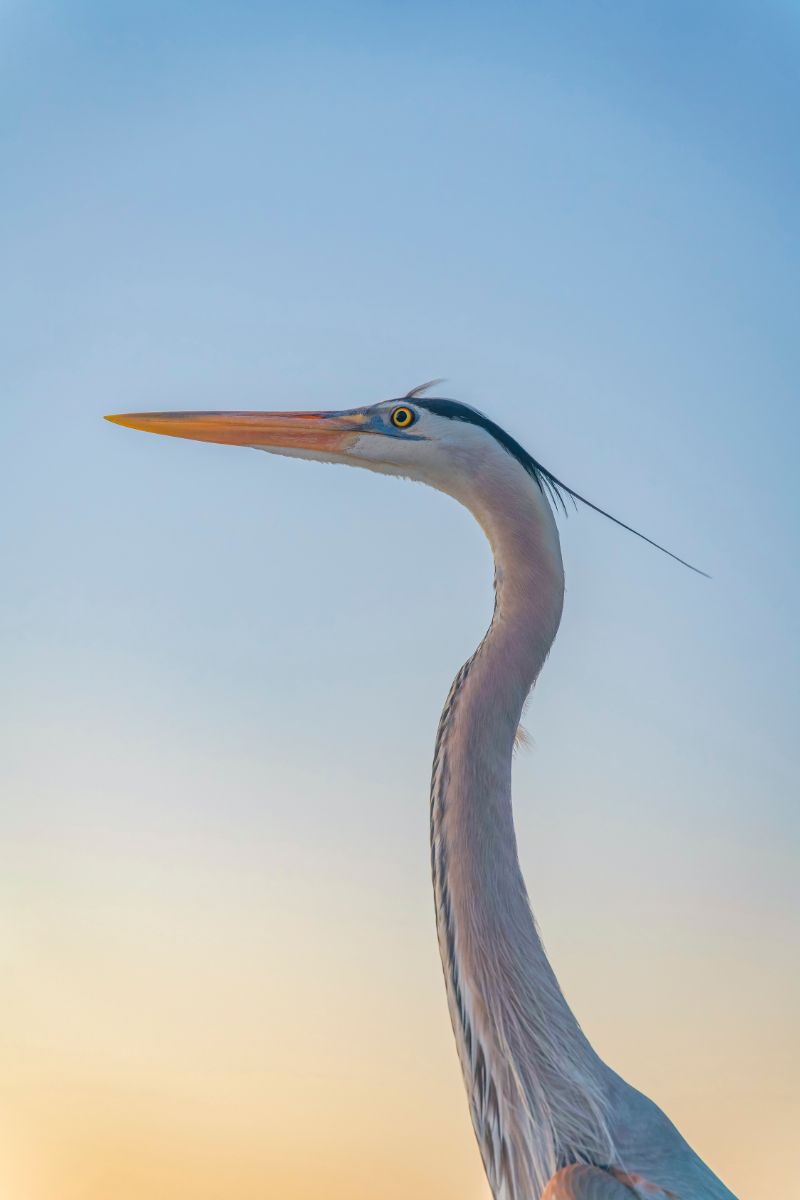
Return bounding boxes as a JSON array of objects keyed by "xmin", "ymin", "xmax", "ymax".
[
  {"xmin": 105, "ymin": 383, "xmax": 707, "ymax": 575},
  {"xmin": 104, "ymin": 384, "xmax": 548, "ymax": 509}
]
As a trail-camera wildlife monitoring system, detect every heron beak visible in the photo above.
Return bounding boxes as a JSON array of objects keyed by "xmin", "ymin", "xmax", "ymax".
[{"xmin": 104, "ymin": 409, "xmax": 370, "ymax": 454}]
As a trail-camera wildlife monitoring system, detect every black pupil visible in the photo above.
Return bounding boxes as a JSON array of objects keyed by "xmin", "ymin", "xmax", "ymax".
[{"xmin": 396, "ymin": 409, "xmax": 409, "ymax": 425}]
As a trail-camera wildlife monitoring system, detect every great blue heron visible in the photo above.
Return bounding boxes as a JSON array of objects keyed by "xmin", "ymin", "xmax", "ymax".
[{"xmin": 107, "ymin": 385, "xmax": 736, "ymax": 1200}]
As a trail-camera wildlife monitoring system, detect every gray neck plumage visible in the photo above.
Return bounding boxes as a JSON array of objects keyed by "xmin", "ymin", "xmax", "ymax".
[{"xmin": 429, "ymin": 463, "xmax": 617, "ymax": 1200}]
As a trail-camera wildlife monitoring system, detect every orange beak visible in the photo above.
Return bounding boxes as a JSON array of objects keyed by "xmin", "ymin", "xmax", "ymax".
[{"xmin": 104, "ymin": 409, "xmax": 370, "ymax": 454}]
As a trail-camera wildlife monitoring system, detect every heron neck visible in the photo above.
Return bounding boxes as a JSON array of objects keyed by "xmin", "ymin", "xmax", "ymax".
[{"xmin": 430, "ymin": 469, "xmax": 614, "ymax": 1197}]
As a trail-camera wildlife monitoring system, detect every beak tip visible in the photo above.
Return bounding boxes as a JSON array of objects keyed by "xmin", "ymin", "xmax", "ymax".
[{"xmin": 105, "ymin": 413, "xmax": 142, "ymax": 431}]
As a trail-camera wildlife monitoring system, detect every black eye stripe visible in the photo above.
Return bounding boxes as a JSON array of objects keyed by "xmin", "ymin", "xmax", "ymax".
[{"xmin": 409, "ymin": 396, "xmax": 565, "ymax": 509}]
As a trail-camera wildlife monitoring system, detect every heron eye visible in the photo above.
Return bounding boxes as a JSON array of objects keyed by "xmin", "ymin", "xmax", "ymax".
[{"xmin": 390, "ymin": 406, "xmax": 416, "ymax": 429}]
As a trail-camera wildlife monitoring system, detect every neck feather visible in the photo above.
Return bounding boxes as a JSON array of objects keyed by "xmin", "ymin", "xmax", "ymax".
[{"xmin": 430, "ymin": 463, "xmax": 616, "ymax": 1199}]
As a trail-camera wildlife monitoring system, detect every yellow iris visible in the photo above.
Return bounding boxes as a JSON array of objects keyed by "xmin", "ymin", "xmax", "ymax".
[{"xmin": 390, "ymin": 406, "xmax": 415, "ymax": 429}]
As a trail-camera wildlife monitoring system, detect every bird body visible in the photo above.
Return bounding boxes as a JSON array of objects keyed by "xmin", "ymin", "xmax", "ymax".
[{"xmin": 107, "ymin": 389, "xmax": 739, "ymax": 1200}]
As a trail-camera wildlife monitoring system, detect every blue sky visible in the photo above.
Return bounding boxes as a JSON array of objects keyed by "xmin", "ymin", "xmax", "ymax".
[{"xmin": 1, "ymin": 4, "xmax": 798, "ymax": 1198}]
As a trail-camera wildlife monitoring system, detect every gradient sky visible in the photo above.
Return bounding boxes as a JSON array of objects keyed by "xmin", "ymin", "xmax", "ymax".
[{"xmin": 1, "ymin": 3, "xmax": 799, "ymax": 1198}]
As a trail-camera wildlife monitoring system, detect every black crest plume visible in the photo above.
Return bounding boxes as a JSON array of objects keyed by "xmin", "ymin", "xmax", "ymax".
[{"xmin": 404, "ymin": 389, "xmax": 709, "ymax": 578}]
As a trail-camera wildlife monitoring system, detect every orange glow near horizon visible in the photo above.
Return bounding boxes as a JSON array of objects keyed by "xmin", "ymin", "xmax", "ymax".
[{"xmin": 1, "ymin": 801, "xmax": 795, "ymax": 1200}]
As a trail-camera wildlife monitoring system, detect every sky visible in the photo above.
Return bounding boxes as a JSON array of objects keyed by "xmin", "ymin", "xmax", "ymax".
[{"xmin": 1, "ymin": 2, "xmax": 799, "ymax": 1197}]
